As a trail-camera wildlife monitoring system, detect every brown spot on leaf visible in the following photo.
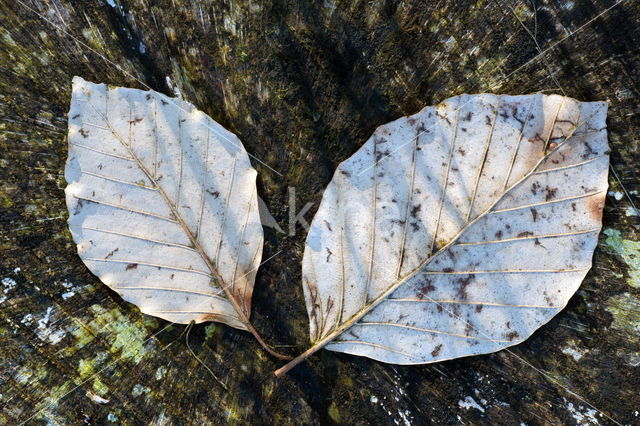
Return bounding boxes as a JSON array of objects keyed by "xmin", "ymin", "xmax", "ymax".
[
  {"xmin": 431, "ymin": 344, "xmax": 443, "ymax": 357},
  {"xmin": 72, "ymin": 114, "xmax": 80, "ymax": 119},
  {"xmin": 207, "ymin": 190, "xmax": 220, "ymax": 198},
  {"xmin": 545, "ymin": 186, "xmax": 558, "ymax": 201},
  {"xmin": 326, "ymin": 296, "xmax": 334, "ymax": 313},
  {"xmin": 105, "ymin": 248, "xmax": 119, "ymax": 259},
  {"xmin": 495, "ymin": 230, "xmax": 503, "ymax": 239},
  {"xmin": 517, "ymin": 231, "xmax": 534, "ymax": 238},
  {"xmin": 73, "ymin": 199, "xmax": 84, "ymax": 215},
  {"xmin": 475, "ymin": 305, "xmax": 483, "ymax": 313},
  {"xmin": 531, "ymin": 133, "xmax": 544, "ymax": 144},
  {"xmin": 531, "ymin": 208, "xmax": 538, "ymax": 222},
  {"xmin": 581, "ymin": 141, "xmax": 597, "ymax": 159},
  {"xmin": 340, "ymin": 170, "xmax": 351, "ymax": 177},
  {"xmin": 416, "ymin": 280, "xmax": 435, "ymax": 299},
  {"xmin": 506, "ymin": 331, "xmax": 520, "ymax": 341},
  {"xmin": 325, "ymin": 247, "xmax": 333, "ymax": 262},
  {"xmin": 531, "ymin": 182, "xmax": 540, "ymax": 195},
  {"xmin": 126, "ymin": 263, "xmax": 138, "ymax": 270},
  {"xmin": 456, "ymin": 274, "xmax": 475, "ymax": 299},
  {"xmin": 587, "ymin": 194, "xmax": 605, "ymax": 221},
  {"xmin": 464, "ymin": 322, "xmax": 474, "ymax": 336},
  {"xmin": 376, "ymin": 149, "xmax": 391, "ymax": 162},
  {"xmin": 78, "ymin": 128, "xmax": 89, "ymax": 138}
]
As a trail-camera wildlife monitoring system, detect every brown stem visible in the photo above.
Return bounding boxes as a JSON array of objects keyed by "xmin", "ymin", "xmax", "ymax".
[
  {"xmin": 275, "ymin": 308, "xmax": 363, "ymax": 376},
  {"xmin": 275, "ymin": 342, "xmax": 324, "ymax": 376},
  {"xmin": 246, "ymin": 322, "xmax": 292, "ymax": 360}
]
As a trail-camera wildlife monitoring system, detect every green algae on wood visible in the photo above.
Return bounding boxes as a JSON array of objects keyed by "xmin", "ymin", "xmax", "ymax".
[{"xmin": 603, "ymin": 228, "xmax": 640, "ymax": 288}]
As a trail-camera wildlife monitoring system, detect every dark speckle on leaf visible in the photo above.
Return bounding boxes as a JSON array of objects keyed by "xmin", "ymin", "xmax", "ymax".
[
  {"xmin": 506, "ymin": 331, "xmax": 520, "ymax": 341},
  {"xmin": 456, "ymin": 274, "xmax": 474, "ymax": 299},
  {"xmin": 431, "ymin": 344, "xmax": 442, "ymax": 357},
  {"xmin": 416, "ymin": 281, "xmax": 435, "ymax": 299},
  {"xmin": 105, "ymin": 248, "xmax": 119, "ymax": 259},
  {"xmin": 531, "ymin": 182, "xmax": 540, "ymax": 195},
  {"xmin": 545, "ymin": 186, "xmax": 558, "ymax": 201}
]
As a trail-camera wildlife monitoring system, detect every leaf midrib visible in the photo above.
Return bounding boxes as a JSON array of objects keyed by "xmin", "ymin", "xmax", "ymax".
[
  {"xmin": 87, "ymin": 95, "xmax": 250, "ymax": 328},
  {"xmin": 279, "ymin": 108, "xmax": 601, "ymax": 374}
]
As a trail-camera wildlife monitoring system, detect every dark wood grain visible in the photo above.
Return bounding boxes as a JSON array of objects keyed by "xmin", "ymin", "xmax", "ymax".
[{"xmin": 1, "ymin": 0, "xmax": 638, "ymax": 424}]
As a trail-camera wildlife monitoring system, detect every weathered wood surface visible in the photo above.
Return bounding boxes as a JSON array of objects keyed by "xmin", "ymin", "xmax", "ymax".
[{"xmin": 1, "ymin": 0, "xmax": 638, "ymax": 424}]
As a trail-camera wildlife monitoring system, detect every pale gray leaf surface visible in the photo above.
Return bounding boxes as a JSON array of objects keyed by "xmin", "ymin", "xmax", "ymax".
[
  {"xmin": 302, "ymin": 93, "xmax": 609, "ymax": 364},
  {"xmin": 65, "ymin": 77, "xmax": 263, "ymax": 330}
]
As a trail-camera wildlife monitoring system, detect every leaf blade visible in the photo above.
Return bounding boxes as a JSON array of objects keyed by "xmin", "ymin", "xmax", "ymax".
[
  {"xmin": 65, "ymin": 77, "xmax": 263, "ymax": 331},
  {"xmin": 281, "ymin": 93, "xmax": 608, "ymax": 372}
]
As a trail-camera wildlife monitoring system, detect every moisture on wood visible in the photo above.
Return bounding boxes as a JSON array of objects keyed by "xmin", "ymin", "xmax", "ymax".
[{"xmin": 1, "ymin": 0, "xmax": 638, "ymax": 424}]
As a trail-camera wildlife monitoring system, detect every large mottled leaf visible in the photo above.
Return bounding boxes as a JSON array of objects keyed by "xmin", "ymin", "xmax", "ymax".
[
  {"xmin": 278, "ymin": 93, "xmax": 608, "ymax": 374},
  {"xmin": 65, "ymin": 77, "xmax": 263, "ymax": 331}
]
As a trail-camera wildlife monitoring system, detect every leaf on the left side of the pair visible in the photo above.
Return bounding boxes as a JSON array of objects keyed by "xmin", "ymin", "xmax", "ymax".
[{"xmin": 65, "ymin": 77, "xmax": 263, "ymax": 331}]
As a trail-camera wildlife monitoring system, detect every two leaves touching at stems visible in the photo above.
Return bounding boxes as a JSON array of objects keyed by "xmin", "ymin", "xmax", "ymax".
[{"xmin": 65, "ymin": 79, "xmax": 609, "ymax": 374}]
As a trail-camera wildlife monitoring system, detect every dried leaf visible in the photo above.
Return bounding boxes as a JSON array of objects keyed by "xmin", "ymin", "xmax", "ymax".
[
  {"xmin": 277, "ymin": 93, "xmax": 608, "ymax": 374},
  {"xmin": 65, "ymin": 77, "xmax": 263, "ymax": 331}
]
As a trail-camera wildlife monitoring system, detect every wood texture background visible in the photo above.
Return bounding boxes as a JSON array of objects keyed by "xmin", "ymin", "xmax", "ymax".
[{"xmin": 1, "ymin": 0, "xmax": 638, "ymax": 424}]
